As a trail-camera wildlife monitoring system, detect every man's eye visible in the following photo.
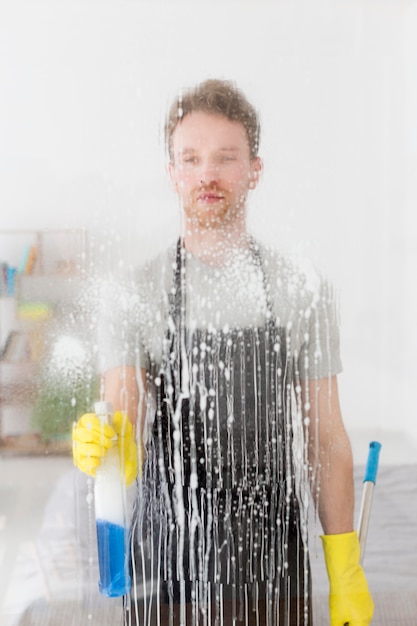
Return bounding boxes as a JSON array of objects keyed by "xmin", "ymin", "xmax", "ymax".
[
  {"xmin": 220, "ymin": 155, "xmax": 236, "ymax": 162},
  {"xmin": 183, "ymin": 156, "xmax": 197, "ymax": 164}
]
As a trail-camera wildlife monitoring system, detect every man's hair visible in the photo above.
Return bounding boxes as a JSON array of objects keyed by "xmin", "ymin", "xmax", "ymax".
[{"xmin": 165, "ymin": 78, "xmax": 260, "ymax": 161}]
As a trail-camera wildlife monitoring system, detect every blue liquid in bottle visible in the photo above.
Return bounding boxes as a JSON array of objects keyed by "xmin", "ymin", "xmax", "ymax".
[{"xmin": 96, "ymin": 519, "xmax": 131, "ymax": 597}]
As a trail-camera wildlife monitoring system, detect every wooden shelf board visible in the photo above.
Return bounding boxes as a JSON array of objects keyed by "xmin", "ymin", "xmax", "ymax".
[{"xmin": 0, "ymin": 433, "xmax": 71, "ymax": 457}]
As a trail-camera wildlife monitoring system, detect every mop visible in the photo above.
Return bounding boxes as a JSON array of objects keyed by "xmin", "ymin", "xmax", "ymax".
[{"xmin": 357, "ymin": 441, "xmax": 382, "ymax": 564}]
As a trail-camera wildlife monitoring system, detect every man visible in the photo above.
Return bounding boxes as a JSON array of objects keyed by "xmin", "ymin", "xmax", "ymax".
[{"xmin": 73, "ymin": 79, "xmax": 373, "ymax": 625}]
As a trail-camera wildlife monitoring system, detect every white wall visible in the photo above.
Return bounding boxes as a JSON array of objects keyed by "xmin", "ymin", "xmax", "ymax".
[
  {"xmin": 403, "ymin": 1, "xmax": 417, "ymax": 446},
  {"xmin": 1, "ymin": 0, "xmax": 416, "ymax": 446}
]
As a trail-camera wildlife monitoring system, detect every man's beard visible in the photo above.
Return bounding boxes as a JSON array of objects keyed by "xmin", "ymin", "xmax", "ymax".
[{"xmin": 183, "ymin": 192, "xmax": 247, "ymax": 230}]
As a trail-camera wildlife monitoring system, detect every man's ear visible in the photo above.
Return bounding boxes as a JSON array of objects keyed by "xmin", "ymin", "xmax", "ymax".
[
  {"xmin": 167, "ymin": 161, "xmax": 178, "ymax": 193},
  {"xmin": 249, "ymin": 156, "xmax": 263, "ymax": 189}
]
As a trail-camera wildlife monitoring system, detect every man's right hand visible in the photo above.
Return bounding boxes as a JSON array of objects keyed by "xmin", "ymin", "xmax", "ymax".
[{"xmin": 72, "ymin": 413, "xmax": 116, "ymax": 476}]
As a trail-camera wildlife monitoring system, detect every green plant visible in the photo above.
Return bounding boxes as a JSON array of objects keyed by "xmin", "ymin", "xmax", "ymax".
[{"xmin": 32, "ymin": 374, "xmax": 99, "ymax": 443}]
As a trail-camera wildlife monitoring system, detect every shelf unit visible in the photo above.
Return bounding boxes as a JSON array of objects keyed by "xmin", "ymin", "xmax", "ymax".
[{"xmin": 0, "ymin": 229, "xmax": 88, "ymax": 454}]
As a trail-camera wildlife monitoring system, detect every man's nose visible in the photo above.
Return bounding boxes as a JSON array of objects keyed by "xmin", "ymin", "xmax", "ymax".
[{"xmin": 199, "ymin": 160, "xmax": 219, "ymax": 185}]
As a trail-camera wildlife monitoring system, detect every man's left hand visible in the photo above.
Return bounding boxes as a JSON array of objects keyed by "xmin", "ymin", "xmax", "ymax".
[{"xmin": 321, "ymin": 530, "xmax": 374, "ymax": 625}]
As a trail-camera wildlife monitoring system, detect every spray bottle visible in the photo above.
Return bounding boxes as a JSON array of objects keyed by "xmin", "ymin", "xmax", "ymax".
[{"xmin": 94, "ymin": 401, "xmax": 131, "ymax": 597}]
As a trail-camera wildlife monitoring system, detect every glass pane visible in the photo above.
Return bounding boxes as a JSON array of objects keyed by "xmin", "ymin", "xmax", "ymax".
[{"xmin": 1, "ymin": 3, "xmax": 416, "ymax": 626}]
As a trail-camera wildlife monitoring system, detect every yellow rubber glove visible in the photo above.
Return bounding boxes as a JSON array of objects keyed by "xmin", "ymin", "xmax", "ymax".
[
  {"xmin": 321, "ymin": 531, "xmax": 374, "ymax": 626},
  {"xmin": 112, "ymin": 410, "xmax": 138, "ymax": 486},
  {"xmin": 72, "ymin": 412, "xmax": 115, "ymax": 476},
  {"xmin": 72, "ymin": 411, "xmax": 138, "ymax": 486}
]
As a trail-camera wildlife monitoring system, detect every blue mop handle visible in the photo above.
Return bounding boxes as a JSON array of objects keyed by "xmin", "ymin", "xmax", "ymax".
[
  {"xmin": 363, "ymin": 441, "xmax": 382, "ymax": 484},
  {"xmin": 357, "ymin": 441, "xmax": 382, "ymax": 564}
]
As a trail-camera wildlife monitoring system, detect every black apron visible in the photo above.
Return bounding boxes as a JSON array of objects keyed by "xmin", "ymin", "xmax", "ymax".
[{"xmin": 130, "ymin": 240, "xmax": 312, "ymax": 625}]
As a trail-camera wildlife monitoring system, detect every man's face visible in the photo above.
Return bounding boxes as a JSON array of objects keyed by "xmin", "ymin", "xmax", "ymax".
[{"xmin": 169, "ymin": 111, "xmax": 262, "ymax": 230}]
